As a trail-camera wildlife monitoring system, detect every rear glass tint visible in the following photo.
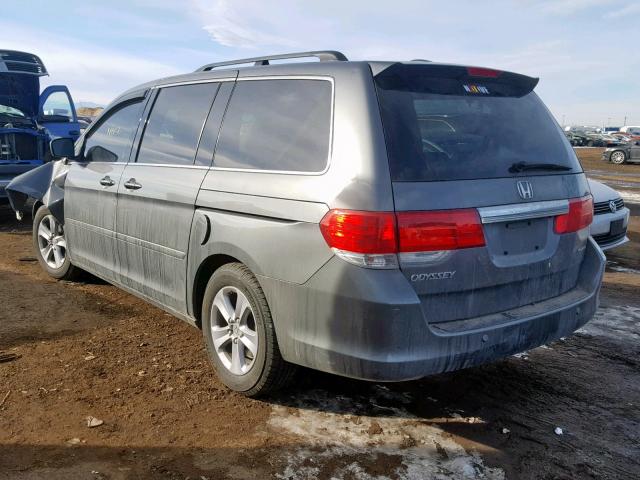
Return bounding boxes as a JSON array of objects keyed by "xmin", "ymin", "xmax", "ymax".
[
  {"xmin": 214, "ymin": 79, "xmax": 331, "ymax": 172},
  {"xmin": 375, "ymin": 64, "xmax": 581, "ymax": 182}
]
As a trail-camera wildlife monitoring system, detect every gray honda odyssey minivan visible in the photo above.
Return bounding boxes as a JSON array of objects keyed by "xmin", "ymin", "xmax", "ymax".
[{"xmin": 9, "ymin": 51, "xmax": 605, "ymax": 396}]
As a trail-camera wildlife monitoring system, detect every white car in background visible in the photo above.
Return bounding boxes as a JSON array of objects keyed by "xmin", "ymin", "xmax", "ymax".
[{"xmin": 588, "ymin": 179, "xmax": 630, "ymax": 251}]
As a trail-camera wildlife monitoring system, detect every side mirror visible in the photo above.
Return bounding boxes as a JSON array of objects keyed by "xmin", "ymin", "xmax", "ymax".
[
  {"xmin": 49, "ymin": 137, "xmax": 76, "ymax": 159},
  {"xmin": 86, "ymin": 145, "xmax": 118, "ymax": 163}
]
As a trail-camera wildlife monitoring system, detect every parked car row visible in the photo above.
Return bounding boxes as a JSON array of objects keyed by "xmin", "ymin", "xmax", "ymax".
[{"xmin": 565, "ymin": 131, "xmax": 627, "ymax": 147}]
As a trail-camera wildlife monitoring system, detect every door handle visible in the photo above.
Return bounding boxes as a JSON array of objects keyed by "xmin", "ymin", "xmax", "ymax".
[
  {"xmin": 123, "ymin": 178, "xmax": 142, "ymax": 190},
  {"xmin": 99, "ymin": 175, "xmax": 115, "ymax": 187}
]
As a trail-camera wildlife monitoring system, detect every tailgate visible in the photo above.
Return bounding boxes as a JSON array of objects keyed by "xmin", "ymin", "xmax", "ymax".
[
  {"xmin": 393, "ymin": 175, "xmax": 591, "ymax": 323},
  {"xmin": 375, "ymin": 63, "xmax": 591, "ymax": 324}
]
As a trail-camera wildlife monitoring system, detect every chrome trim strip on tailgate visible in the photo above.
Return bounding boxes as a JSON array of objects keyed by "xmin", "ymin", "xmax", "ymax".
[{"xmin": 478, "ymin": 199, "xmax": 569, "ymax": 224}]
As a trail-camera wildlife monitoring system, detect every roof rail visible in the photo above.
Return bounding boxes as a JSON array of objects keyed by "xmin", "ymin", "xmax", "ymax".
[
  {"xmin": 0, "ymin": 50, "xmax": 48, "ymax": 76},
  {"xmin": 196, "ymin": 50, "xmax": 348, "ymax": 72}
]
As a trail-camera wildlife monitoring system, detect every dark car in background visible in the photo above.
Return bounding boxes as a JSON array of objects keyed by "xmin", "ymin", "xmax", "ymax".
[
  {"xmin": 565, "ymin": 131, "xmax": 589, "ymax": 146},
  {"xmin": 0, "ymin": 50, "xmax": 80, "ymax": 201},
  {"xmin": 602, "ymin": 141, "xmax": 640, "ymax": 164}
]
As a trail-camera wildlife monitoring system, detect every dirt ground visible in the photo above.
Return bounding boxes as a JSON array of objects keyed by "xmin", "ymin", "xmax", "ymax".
[{"xmin": 1, "ymin": 149, "xmax": 639, "ymax": 479}]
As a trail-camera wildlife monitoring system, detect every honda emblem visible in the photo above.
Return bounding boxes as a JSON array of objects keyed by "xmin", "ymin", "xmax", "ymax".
[{"xmin": 516, "ymin": 181, "xmax": 533, "ymax": 200}]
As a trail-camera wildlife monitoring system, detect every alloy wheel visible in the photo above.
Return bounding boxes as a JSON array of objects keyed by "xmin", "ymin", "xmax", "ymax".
[
  {"xmin": 37, "ymin": 214, "xmax": 67, "ymax": 270},
  {"xmin": 611, "ymin": 151, "xmax": 625, "ymax": 164},
  {"xmin": 210, "ymin": 286, "xmax": 258, "ymax": 376}
]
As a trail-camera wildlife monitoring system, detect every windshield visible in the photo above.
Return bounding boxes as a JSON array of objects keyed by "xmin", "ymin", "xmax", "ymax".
[{"xmin": 375, "ymin": 65, "xmax": 582, "ymax": 182}]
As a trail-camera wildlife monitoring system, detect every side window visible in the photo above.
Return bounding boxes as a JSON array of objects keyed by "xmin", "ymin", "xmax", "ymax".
[
  {"xmin": 83, "ymin": 102, "xmax": 143, "ymax": 163},
  {"xmin": 136, "ymin": 83, "xmax": 218, "ymax": 165},
  {"xmin": 214, "ymin": 79, "xmax": 332, "ymax": 172},
  {"xmin": 41, "ymin": 91, "xmax": 73, "ymax": 120}
]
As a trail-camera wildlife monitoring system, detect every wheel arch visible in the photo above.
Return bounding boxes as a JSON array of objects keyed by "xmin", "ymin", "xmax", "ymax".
[
  {"xmin": 32, "ymin": 199, "xmax": 44, "ymax": 218},
  {"xmin": 191, "ymin": 253, "xmax": 241, "ymax": 328}
]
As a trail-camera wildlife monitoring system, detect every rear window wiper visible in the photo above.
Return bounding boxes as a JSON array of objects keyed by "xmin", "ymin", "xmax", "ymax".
[{"xmin": 509, "ymin": 162, "xmax": 573, "ymax": 173}]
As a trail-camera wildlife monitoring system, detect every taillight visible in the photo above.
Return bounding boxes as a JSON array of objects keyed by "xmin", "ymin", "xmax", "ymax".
[
  {"xmin": 554, "ymin": 196, "xmax": 593, "ymax": 234},
  {"xmin": 319, "ymin": 209, "xmax": 486, "ymax": 268},
  {"xmin": 397, "ymin": 210, "xmax": 486, "ymax": 252},
  {"xmin": 319, "ymin": 210, "xmax": 396, "ymax": 254}
]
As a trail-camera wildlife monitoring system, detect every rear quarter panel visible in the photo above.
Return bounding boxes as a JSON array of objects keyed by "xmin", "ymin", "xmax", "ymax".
[{"xmin": 187, "ymin": 63, "xmax": 394, "ymax": 319}]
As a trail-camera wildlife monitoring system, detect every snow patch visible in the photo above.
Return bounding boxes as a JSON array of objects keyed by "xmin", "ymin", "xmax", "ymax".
[
  {"xmin": 607, "ymin": 261, "xmax": 640, "ymax": 275},
  {"xmin": 579, "ymin": 305, "xmax": 640, "ymax": 341},
  {"xmin": 617, "ymin": 189, "xmax": 640, "ymax": 204},
  {"xmin": 269, "ymin": 389, "xmax": 504, "ymax": 480}
]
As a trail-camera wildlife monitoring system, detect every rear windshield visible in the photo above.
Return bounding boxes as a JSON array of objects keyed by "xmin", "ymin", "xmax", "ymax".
[{"xmin": 375, "ymin": 64, "xmax": 581, "ymax": 182}]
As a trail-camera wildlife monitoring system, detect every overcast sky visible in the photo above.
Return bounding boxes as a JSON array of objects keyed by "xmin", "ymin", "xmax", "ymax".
[{"xmin": 3, "ymin": 0, "xmax": 638, "ymax": 126}]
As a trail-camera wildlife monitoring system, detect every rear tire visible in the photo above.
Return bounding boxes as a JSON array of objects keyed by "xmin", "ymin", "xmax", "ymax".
[
  {"xmin": 202, "ymin": 263, "xmax": 297, "ymax": 396},
  {"xmin": 610, "ymin": 150, "xmax": 626, "ymax": 164},
  {"xmin": 32, "ymin": 206, "xmax": 80, "ymax": 280}
]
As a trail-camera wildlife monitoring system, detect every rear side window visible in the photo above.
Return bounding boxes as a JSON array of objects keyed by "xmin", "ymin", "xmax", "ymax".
[
  {"xmin": 136, "ymin": 83, "xmax": 219, "ymax": 165},
  {"xmin": 214, "ymin": 79, "xmax": 332, "ymax": 172},
  {"xmin": 84, "ymin": 101, "xmax": 143, "ymax": 163},
  {"xmin": 375, "ymin": 64, "xmax": 581, "ymax": 182}
]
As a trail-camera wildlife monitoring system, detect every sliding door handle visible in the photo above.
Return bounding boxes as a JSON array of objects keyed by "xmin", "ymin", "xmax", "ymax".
[
  {"xmin": 123, "ymin": 178, "xmax": 142, "ymax": 190},
  {"xmin": 99, "ymin": 175, "xmax": 115, "ymax": 187}
]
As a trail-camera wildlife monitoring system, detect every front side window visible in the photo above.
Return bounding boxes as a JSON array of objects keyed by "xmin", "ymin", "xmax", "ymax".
[
  {"xmin": 214, "ymin": 79, "xmax": 332, "ymax": 172},
  {"xmin": 136, "ymin": 83, "xmax": 219, "ymax": 165},
  {"xmin": 42, "ymin": 91, "xmax": 73, "ymax": 120},
  {"xmin": 83, "ymin": 101, "xmax": 143, "ymax": 163}
]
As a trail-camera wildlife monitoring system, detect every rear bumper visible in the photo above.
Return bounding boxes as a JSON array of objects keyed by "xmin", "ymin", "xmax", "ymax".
[{"xmin": 262, "ymin": 237, "xmax": 605, "ymax": 381}]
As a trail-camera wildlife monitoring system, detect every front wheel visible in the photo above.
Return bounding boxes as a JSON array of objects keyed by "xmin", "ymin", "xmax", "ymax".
[
  {"xmin": 610, "ymin": 150, "xmax": 626, "ymax": 164},
  {"xmin": 202, "ymin": 263, "xmax": 296, "ymax": 396},
  {"xmin": 33, "ymin": 206, "xmax": 80, "ymax": 280}
]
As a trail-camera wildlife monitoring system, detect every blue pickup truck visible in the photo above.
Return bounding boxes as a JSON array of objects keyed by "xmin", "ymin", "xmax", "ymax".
[{"xmin": 0, "ymin": 50, "xmax": 80, "ymax": 202}]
